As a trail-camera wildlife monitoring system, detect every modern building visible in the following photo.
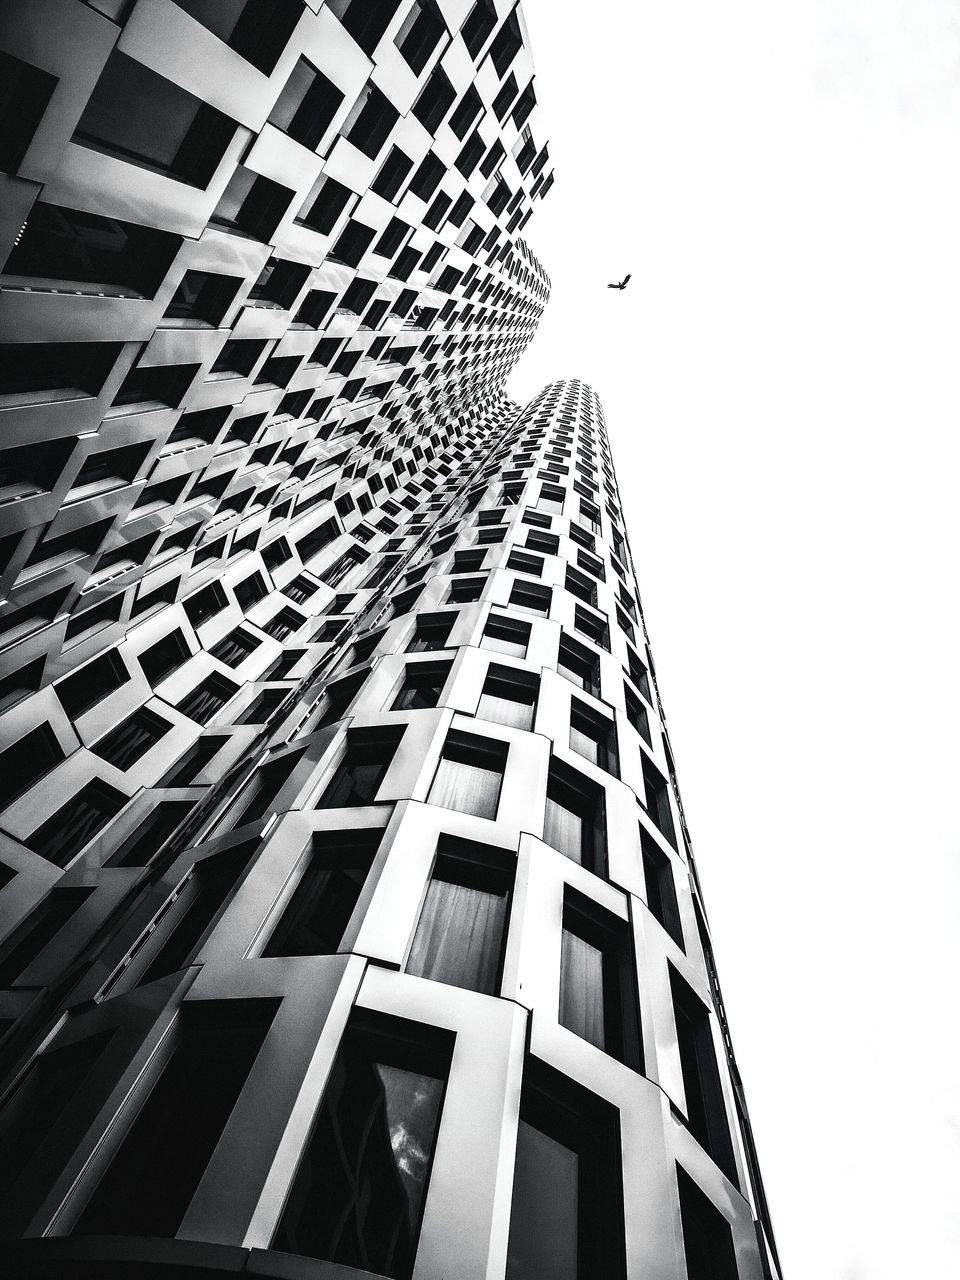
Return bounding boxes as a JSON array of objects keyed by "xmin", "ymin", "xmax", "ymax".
[{"xmin": 0, "ymin": 3, "xmax": 780, "ymax": 1279}]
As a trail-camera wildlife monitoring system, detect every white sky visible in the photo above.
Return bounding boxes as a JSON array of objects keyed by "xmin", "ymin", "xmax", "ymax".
[{"xmin": 509, "ymin": 2, "xmax": 960, "ymax": 1276}]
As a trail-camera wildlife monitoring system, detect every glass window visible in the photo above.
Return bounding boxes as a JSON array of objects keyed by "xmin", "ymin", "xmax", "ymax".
[
  {"xmin": 318, "ymin": 728, "xmax": 404, "ymax": 808},
  {"xmin": 560, "ymin": 890, "xmax": 642, "ymax": 1069},
  {"xmin": 543, "ymin": 761, "xmax": 605, "ymax": 875},
  {"xmin": 481, "ymin": 613, "xmax": 530, "ymax": 658},
  {"xmin": 670, "ymin": 969, "xmax": 737, "ymax": 1182},
  {"xmin": 272, "ymin": 1012, "xmax": 452, "ymax": 1279},
  {"xmin": 505, "ymin": 1061, "xmax": 626, "ymax": 1280},
  {"xmin": 406, "ymin": 841, "xmax": 511, "ymax": 994},
  {"xmin": 263, "ymin": 828, "xmax": 382, "ymax": 956},
  {"xmin": 477, "ymin": 665, "xmax": 538, "ymax": 731},
  {"xmin": 677, "ymin": 1168, "xmax": 740, "ymax": 1280},
  {"xmin": 428, "ymin": 730, "xmax": 506, "ymax": 819},
  {"xmin": 641, "ymin": 829, "xmax": 684, "ymax": 950},
  {"xmin": 391, "ymin": 661, "xmax": 451, "ymax": 711}
]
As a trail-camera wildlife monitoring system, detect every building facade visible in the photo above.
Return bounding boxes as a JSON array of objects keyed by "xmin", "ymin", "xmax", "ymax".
[{"xmin": 0, "ymin": 3, "xmax": 780, "ymax": 1279}]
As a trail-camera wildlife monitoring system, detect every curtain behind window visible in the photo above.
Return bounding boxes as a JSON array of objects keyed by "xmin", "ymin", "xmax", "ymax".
[
  {"xmin": 560, "ymin": 928, "xmax": 605, "ymax": 1049},
  {"xmin": 406, "ymin": 879, "xmax": 507, "ymax": 994},
  {"xmin": 544, "ymin": 796, "xmax": 582, "ymax": 863},
  {"xmin": 429, "ymin": 757, "xmax": 500, "ymax": 819},
  {"xmin": 478, "ymin": 691, "xmax": 533, "ymax": 730}
]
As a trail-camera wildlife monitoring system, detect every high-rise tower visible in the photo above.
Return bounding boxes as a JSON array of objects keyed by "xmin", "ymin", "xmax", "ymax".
[{"xmin": 0, "ymin": 3, "xmax": 779, "ymax": 1279}]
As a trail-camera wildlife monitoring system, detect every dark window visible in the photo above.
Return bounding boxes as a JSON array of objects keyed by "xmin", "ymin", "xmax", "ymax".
[
  {"xmin": 670, "ymin": 968, "xmax": 737, "ymax": 1182},
  {"xmin": 428, "ymin": 730, "xmax": 506, "ymax": 820},
  {"xmin": 248, "ymin": 256, "xmax": 310, "ymax": 308},
  {"xmin": 408, "ymin": 151, "xmax": 444, "ymax": 201},
  {"xmin": 560, "ymin": 889, "xmax": 642, "ymax": 1069},
  {"xmin": 641, "ymin": 830, "xmax": 685, "ymax": 950},
  {"xmin": 210, "ymin": 166, "xmax": 293, "ymax": 240},
  {"xmin": 140, "ymin": 628, "xmax": 191, "ymax": 684},
  {"xmin": 509, "ymin": 580, "xmax": 551, "ymax": 616},
  {"xmin": 235, "ymin": 570, "xmax": 268, "ymax": 609},
  {"xmin": 481, "ymin": 613, "xmax": 530, "ymax": 658},
  {"xmin": 450, "ymin": 86, "xmax": 482, "ymax": 139},
  {"xmin": 210, "ymin": 339, "xmax": 264, "ymax": 376},
  {"xmin": 332, "ymin": 218, "xmax": 376, "ymax": 268},
  {"xmin": 0, "ymin": 888, "xmax": 93, "ymax": 987},
  {"xmin": 406, "ymin": 837, "xmax": 512, "ymax": 994},
  {"xmin": 407, "ymin": 611, "xmax": 455, "ymax": 652},
  {"xmin": 74, "ymin": 999, "xmax": 278, "ymax": 1238},
  {"xmin": 159, "ymin": 735, "xmax": 230, "ymax": 787},
  {"xmin": 297, "ymin": 174, "xmax": 353, "ymax": 234},
  {"xmin": 641, "ymin": 756, "xmax": 677, "ymax": 847},
  {"xmin": 396, "ymin": 0, "xmax": 445, "ymax": 73},
  {"xmin": 569, "ymin": 700, "xmax": 618, "ymax": 776},
  {"xmin": 505, "ymin": 1059, "xmax": 626, "ymax": 1280},
  {"xmin": 461, "ymin": 0, "xmax": 496, "ymax": 59},
  {"xmin": 317, "ymin": 727, "xmax": 404, "ymax": 807},
  {"xmin": 263, "ymin": 605, "xmax": 305, "ymax": 639},
  {"xmin": 74, "ymin": 51, "xmax": 235, "ymax": 186},
  {"xmin": 557, "ymin": 634, "xmax": 600, "ymax": 697},
  {"xmin": 573, "ymin": 605, "xmax": 610, "ymax": 652},
  {"xmin": 316, "ymin": 670, "xmax": 367, "ymax": 728},
  {"xmin": 334, "ymin": 0, "xmax": 404, "ymax": 55},
  {"xmin": 272, "ymin": 1010, "xmax": 452, "ymax": 1279},
  {"xmin": 0, "ymin": 341, "xmax": 120, "ymax": 399},
  {"xmin": 263, "ymin": 827, "xmax": 383, "ymax": 956},
  {"xmin": 677, "ymin": 1168, "xmax": 740, "ymax": 1280},
  {"xmin": 543, "ymin": 760, "xmax": 605, "ymax": 876},
  {"xmin": 269, "ymin": 57, "xmax": 343, "ymax": 148},
  {"xmin": 164, "ymin": 270, "xmax": 240, "ymax": 324},
  {"xmin": 446, "ymin": 575, "xmax": 484, "ymax": 603},
  {"xmin": 107, "ymin": 801, "xmax": 194, "ymax": 869},
  {"xmin": 391, "ymin": 661, "xmax": 451, "ymax": 711},
  {"xmin": 177, "ymin": 672, "xmax": 240, "ymax": 724},
  {"xmin": 346, "ymin": 83, "xmax": 399, "ymax": 159},
  {"xmin": 92, "ymin": 706, "xmax": 172, "ymax": 769},
  {"xmin": 0, "ymin": 50, "xmax": 57, "ymax": 173},
  {"xmin": 27, "ymin": 781, "xmax": 127, "ymax": 868},
  {"xmin": 413, "ymin": 66, "xmax": 455, "ymax": 131},
  {"xmin": 5, "ymin": 201, "xmax": 180, "ymax": 295},
  {"xmin": 210, "ymin": 626, "xmax": 260, "ymax": 668},
  {"xmin": 372, "ymin": 146, "xmax": 413, "ymax": 201},
  {"xmin": 477, "ymin": 665, "xmax": 538, "ymax": 731},
  {"xmin": 0, "ymin": 724, "xmax": 65, "ymax": 809},
  {"xmin": 174, "ymin": 0, "xmax": 302, "ymax": 74},
  {"xmin": 112, "ymin": 360, "xmax": 198, "ymax": 408},
  {"xmin": 624, "ymin": 686, "xmax": 652, "ymax": 746},
  {"xmin": 183, "ymin": 581, "xmax": 229, "ymax": 626}
]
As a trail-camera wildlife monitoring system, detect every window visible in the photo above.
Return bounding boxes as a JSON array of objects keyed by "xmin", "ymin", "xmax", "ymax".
[
  {"xmin": 677, "ymin": 1168, "xmax": 739, "ymax": 1280},
  {"xmin": 27, "ymin": 781, "xmax": 127, "ymax": 868},
  {"xmin": 6, "ymin": 201, "xmax": 180, "ymax": 295},
  {"xmin": 560, "ymin": 889, "xmax": 641, "ymax": 1069},
  {"xmin": 0, "ymin": 887, "xmax": 94, "ymax": 987},
  {"xmin": 413, "ymin": 66, "xmax": 455, "ymax": 131},
  {"xmin": 565, "ymin": 566, "xmax": 597, "ymax": 606},
  {"xmin": 446, "ymin": 575, "xmax": 484, "ymax": 603},
  {"xmin": 297, "ymin": 174, "xmax": 353, "ymax": 235},
  {"xmin": 507, "ymin": 550, "xmax": 543, "ymax": 577},
  {"xmin": 0, "ymin": 50, "xmax": 56, "ymax": 173},
  {"xmin": 73, "ymin": 999, "xmax": 278, "ymax": 1238},
  {"xmin": 428, "ymin": 730, "xmax": 506, "ymax": 819},
  {"xmin": 237, "ymin": 688, "xmax": 290, "ymax": 724},
  {"xmin": 74, "ymin": 51, "xmax": 235, "ymax": 186},
  {"xmin": 509, "ymin": 580, "xmax": 551, "ymax": 616},
  {"xmin": 263, "ymin": 828, "xmax": 383, "ymax": 956},
  {"xmin": 505, "ymin": 1060, "xmax": 626, "ymax": 1280},
  {"xmin": 477, "ymin": 665, "xmax": 538, "ymax": 731},
  {"xmin": 543, "ymin": 760, "xmax": 605, "ymax": 876},
  {"xmin": 569, "ymin": 700, "xmax": 618, "ymax": 776},
  {"xmin": 391, "ymin": 661, "xmax": 451, "ymax": 710},
  {"xmin": 641, "ymin": 756, "xmax": 677, "ymax": 847},
  {"xmin": 0, "ymin": 724, "xmax": 65, "ymax": 809},
  {"xmin": 268, "ymin": 57, "xmax": 342, "ymax": 148},
  {"xmin": 372, "ymin": 146, "xmax": 413, "ymax": 201},
  {"xmin": 92, "ymin": 707, "xmax": 172, "ymax": 770},
  {"xmin": 177, "ymin": 673, "xmax": 240, "ymax": 724},
  {"xmin": 395, "ymin": 0, "xmax": 445, "ymax": 73},
  {"xmin": 140, "ymin": 629, "xmax": 191, "ymax": 684},
  {"xmin": 318, "ymin": 727, "xmax": 404, "ymax": 807},
  {"xmin": 481, "ymin": 613, "xmax": 530, "ymax": 658},
  {"xmin": 670, "ymin": 968, "xmax": 737, "ymax": 1182},
  {"xmin": 345, "ymin": 83, "xmax": 399, "ymax": 159},
  {"xmin": 406, "ymin": 837, "xmax": 512, "ymax": 994},
  {"xmin": 624, "ymin": 687, "xmax": 652, "ymax": 746},
  {"xmin": 450, "ymin": 86, "xmax": 482, "ymax": 139},
  {"xmin": 159, "ymin": 735, "xmax": 229, "ymax": 788},
  {"xmin": 272, "ymin": 1010, "xmax": 452, "ymax": 1280},
  {"xmin": 210, "ymin": 166, "xmax": 293, "ymax": 240},
  {"xmin": 407, "ymin": 611, "xmax": 455, "ymax": 652},
  {"xmin": 573, "ymin": 605, "xmax": 609, "ymax": 652},
  {"xmin": 641, "ymin": 830, "xmax": 685, "ymax": 950},
  {"xmin": 173, "ymin": 0, "xmax": 302, "ymax": 74},
  {"xmin": 106, "ymin": 801, "xmax": 194, "ymax": 869},
  {"xmin": 164, "ymin": 270, "xmax": 240, "ymax": 325},
  {"xmin": 557, "ymin": 634, "xmax": 600, "ymax": 697}
]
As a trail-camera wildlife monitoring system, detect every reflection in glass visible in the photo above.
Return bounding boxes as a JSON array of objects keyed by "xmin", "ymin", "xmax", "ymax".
[{"xmin": 506, "ymin": 1120, "xmax": 579, "ymax": 1280}]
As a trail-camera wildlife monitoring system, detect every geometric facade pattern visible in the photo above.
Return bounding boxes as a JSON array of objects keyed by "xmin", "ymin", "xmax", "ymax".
[{"xmin": 0, "ymin": 4, "xmax": 780, "ymax": 1279}]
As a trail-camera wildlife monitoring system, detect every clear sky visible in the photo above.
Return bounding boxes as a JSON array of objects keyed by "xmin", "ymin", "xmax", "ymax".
[{"xmin": 509, "ymin": 1, "xmax": 960, "ymax": 1276}]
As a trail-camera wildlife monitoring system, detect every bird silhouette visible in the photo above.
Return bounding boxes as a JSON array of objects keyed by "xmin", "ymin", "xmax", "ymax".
[{"xmin": 607, "ymin": 273, "xmax": 632, "ymax": 290}]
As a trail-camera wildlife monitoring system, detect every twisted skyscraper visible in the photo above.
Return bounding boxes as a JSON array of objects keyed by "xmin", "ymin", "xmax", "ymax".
[{"xmin": 0, "ymin": 3, "xmax": 779, "ymax": 1278}]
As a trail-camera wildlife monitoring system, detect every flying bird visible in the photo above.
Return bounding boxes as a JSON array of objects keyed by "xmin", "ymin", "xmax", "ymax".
[{"xmin": 607, "ymin": 273, "xmax": 632, "ymax": 290}]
